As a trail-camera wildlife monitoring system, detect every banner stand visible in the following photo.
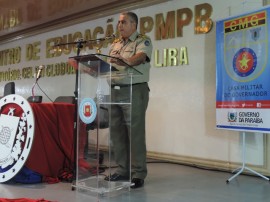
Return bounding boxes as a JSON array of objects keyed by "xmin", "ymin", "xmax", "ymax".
[{"xmin": 226, "ymin": 131, "xmax": 270, "ymax": 183}]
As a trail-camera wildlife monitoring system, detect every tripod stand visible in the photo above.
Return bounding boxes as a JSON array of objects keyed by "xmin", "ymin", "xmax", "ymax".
[{"xmin": 226, "ymin": 131, "xmax": 269, "ymax": 183}]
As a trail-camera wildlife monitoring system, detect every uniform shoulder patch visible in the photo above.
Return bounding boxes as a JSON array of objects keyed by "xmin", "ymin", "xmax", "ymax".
[
  {"xmin": 137, "ymin": 34, "xmax": 151, "ymax": 46},
  {"xmin": 144, "ymin": 40, "xmax": 151, "ymax": 46}
]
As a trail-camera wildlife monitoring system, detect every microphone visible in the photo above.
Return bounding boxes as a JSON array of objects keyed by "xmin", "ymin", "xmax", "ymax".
[{"xmin": 36, "ymin": 65, "xmax": 44, "ymax": 81}]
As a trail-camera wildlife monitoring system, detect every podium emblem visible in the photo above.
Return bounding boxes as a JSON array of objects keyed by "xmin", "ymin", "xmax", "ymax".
[
  {"xmin": 84, "ymin": 104, "xmax": 91, "ymax": 117},
  {"xmin": 79, "ymin": 98, "xmax": 97, "ymax": 124},
  {"xmin": 0, "ymin": 95, "xmax": 34, "ymax": 182}
]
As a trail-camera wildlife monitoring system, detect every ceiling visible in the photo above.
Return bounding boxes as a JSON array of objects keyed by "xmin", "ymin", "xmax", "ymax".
[{"xmin": 0, "ymin": 0, "xmax": 167, "ymax": 43}]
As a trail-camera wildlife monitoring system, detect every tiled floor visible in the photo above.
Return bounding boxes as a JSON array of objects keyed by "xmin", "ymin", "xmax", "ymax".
[{"xmin": 1, "ymin": 162, "xmax": 270, "ymax": 202}]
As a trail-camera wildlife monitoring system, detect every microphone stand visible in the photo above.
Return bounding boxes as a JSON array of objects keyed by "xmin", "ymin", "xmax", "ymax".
[
  {"xmin": 72, "ymin": 40, "xmax": 82, "ymax": 190},
  {"xmin": 74, "ymin": 40, "xmax": 83, "ymax": 99},
  {"xmin": 72, "ymin": 40, "xmax": 84, "ymax": 190}
]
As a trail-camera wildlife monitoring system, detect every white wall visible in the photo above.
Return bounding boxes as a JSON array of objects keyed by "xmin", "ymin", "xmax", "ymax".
[
  {"xmin": 0, "ymin": 0, "xmax": 266, "ymax": 167},
  {"xmin": 146, "ymin": 0, "xmax": 264, "ymax": 166}
]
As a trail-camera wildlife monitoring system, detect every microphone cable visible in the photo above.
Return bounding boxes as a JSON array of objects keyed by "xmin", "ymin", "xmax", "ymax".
[{"xmin": 36, "ymin": 82, "xmax": 53, "ymax": 102}]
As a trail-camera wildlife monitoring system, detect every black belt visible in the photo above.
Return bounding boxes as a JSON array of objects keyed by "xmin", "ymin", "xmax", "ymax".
[{"xmin": 111, "ymin": 82, "xmax": 147, "ymax": 88}]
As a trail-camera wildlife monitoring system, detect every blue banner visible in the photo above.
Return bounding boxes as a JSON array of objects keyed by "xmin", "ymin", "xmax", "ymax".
[{"xmin": 216, "ymin": 7, "xmax": 270, "ymax": 132}]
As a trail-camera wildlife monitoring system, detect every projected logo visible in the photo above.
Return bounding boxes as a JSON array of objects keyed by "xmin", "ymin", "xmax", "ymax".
[{"xmin": 0, "ymin": 95, "xmax": 34, "ymax": 183}]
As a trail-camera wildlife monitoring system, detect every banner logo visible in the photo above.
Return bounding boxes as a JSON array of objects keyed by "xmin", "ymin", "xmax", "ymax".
[
  {"xmin": 232, "ymin": 47, "xmax": 257, "ymax": 77},
  {"xmin": 228, "ymin": 112, "xmax": 237, "ymax": 122}
]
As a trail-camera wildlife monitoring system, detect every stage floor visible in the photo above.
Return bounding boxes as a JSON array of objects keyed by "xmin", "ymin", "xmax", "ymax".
[{"xmin": 0, "ymin": 160, "xmax": 269, "ymax": 202}]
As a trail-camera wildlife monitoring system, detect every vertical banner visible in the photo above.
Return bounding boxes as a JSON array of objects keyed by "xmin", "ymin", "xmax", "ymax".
[{"xmin": 216, "ymin": 7, "xmax": 270, "ymax": 132}]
